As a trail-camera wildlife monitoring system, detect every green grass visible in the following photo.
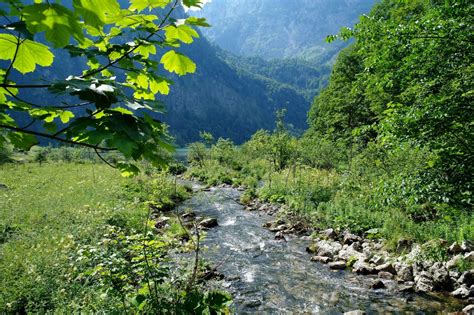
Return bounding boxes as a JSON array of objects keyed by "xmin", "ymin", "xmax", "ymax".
[
  {"xmin": 0, "ymin": 163, "xmax": 146, "ymax": 312},
  {"xmin": 0, "ymin": 162, "xmax": 232, "ymax": 313}
]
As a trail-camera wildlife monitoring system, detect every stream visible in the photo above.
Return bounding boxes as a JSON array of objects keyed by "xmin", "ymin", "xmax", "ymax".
[{"xmin": 178, "ymin": 183, "xmax": 464, "ymax": 313}]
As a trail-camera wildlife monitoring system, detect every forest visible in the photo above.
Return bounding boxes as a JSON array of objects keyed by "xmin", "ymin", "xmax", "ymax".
[{"xmin": 0, "ymin": 0, "xmax": 473, "ymax": 313}]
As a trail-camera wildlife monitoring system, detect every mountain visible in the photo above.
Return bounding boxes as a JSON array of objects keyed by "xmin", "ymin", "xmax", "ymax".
[
  {"xmin": 194, "ymin": 0, "xmax": 375, "ymax": 62},
  {"xmin": 11, "ymin": 1, "xmax": 378, "ymax": 146},
  {"xmin": 158, "ymin": 37, "xmax": 315, "ymax": 144}
]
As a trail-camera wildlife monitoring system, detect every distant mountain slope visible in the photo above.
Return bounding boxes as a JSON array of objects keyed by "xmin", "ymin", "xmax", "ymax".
[
  {"xmin": 195, "ymin": 0, "xmax": 375, "ymax": 62},
  {"xmin": 160, "ymin": 37, "xmax": 315, "ymax": 144}
]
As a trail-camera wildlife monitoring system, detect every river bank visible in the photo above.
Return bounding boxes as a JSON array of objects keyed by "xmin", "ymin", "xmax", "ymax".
[{"xmin": 172, "ymin": 182, "xmax": 472, "ymax": 313}]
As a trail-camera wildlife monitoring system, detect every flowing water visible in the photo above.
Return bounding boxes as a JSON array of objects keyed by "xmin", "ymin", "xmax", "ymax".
[{"xmin": 178, "ymin": 184, "xmax": 464, "ymax": 314}]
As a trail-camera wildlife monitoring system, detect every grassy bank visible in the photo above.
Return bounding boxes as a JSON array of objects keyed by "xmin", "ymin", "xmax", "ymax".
[
  {"xmin": 185, "ymin": 139, "xmax": 473, "ymax": 259},
  {"xmin": 0, "ymin": 162, "xmax": 230, "ymax": 313}
]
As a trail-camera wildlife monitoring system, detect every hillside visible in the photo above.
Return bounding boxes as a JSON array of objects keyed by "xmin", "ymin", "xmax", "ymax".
[{"xmin": 195, "ymin": 0, "xmax": 375, "ymax": 62}]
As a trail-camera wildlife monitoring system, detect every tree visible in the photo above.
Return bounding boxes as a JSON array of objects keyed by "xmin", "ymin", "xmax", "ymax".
[
  {"xmin": 322, "ymin": 0, "xmax": 473, "ymax": 208},
  {"xmin": 0, "ymin": 0, "xmax": 210, "ymax": 175}
]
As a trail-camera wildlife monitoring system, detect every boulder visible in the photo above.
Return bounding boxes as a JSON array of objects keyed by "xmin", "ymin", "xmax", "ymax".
[
  {"xmin": 343, "ymin": 232, "xmax": 362, "ymax": 245},
  {"xmin": 449, "ymin": 242, "xmax": 463, "ymax": 255},
  {"xmin": 461, "ymin": 241, "xmax": 473, "ymax": 253},
  {"xmin": 274, "ymin": 231, "xmax": 286, "ymax": 241},
  {"xmin": 338, "ymin": 244, "xmax": 364, "ymax": 261},
  {"xmin": 329, "ymin": 261, "xmax": 347, "ymax": 270},
  {"xmin": 181, "ymin": 211, "xmax": 196, "ymax": 221},
  {"xmin": 378, "ymin": 271, "xmax": 395, "ymax": 280},
  {"xmin": 398, "ymin": 283, "xmax": 415, "ymax": 293},
  {"xmin": 352, "ymin": 261, "xmax": 376, "ymax": 275},
  {"xmin": 459, "ymin": 271, "xmax": 474, "ymax": 287},
  {"xmin": 447, "ymin": 255, "xmax": 463, "ymax": 269},
  {"xmin": 462, "ymin": 304, "xmax": 474, "ymax": 314},
  {"xmin": 394, "ymin": 263, "xmax": 414, "ymax": 282},
  {"xmin": 317, "ymin": 240, "xmax": 343, "ymax": 258},
  {"xmin": 306, "ymin": 243, "xmax": 319, "ymax": 254},
  {"xmin": 370, "ymin": 280, "xmax": 386, "ymax": 289},
  {"xmin": 344, "ymin": 310, "xmax": 365, "ymax": 315},
  {"xmin": 311, "ymin": 256, "xmax": 331, "ymax": 264},
  {"xmin": 322, "ymin": 228, "xmax": 337, "ymax": 239},
  {"xmin": 370, "ymin": 255, "xmax": 385, "ymax": 266},
  {"xmin": 396, "ymin": 239, "xmax": 413, "ymax": 252},
  {"xmin": 464, "ymin": 252, "xmax": 474, "ymax": 262},
  {"xmin": 269, "ymin": 224, "xmax": 287, "ymax": 232},
  {"xmin": 155, "ymin": 216, "xmax": 170, "ymax": 229},
  {"xmin": 430, "ymin": 262, "xmax": 452, "ymax": 290},
  {"xmin": 451, "ymin": 285, "xmax": 470, "ymax": 299},
  {"xmin": 376, "ymin": 263, "xmax": 397, "ymax": 275},
  {"xmin": 414, "ymin": 271, "xmax": 435, "ymax": 293},
  {"xmin": 199, "ymin": 217, "xmax": 218, "ymax": 229}
]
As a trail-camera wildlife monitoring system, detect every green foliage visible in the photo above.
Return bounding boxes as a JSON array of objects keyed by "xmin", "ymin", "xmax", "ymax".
[
  {"xmin": 187, "ymin": 142, "xmax": 207, "ymax": 167},
  {"xmin": 0, "ymin": 163, "xmax": 231, "ymax": 313},
  {"xmin": 315, "ymin": 0, "xmax": 473, "ymax": 208},
  {"xmin": 0, "ymin": 0, "xmax": 209, "ymax": 175}
]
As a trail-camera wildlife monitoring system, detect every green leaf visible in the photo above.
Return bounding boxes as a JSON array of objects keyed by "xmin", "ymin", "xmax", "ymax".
[
  {"xmin": 164, "ymin": 25, "xmax": 199, "ymax": 44},
  {"xmin": 160, "ymin": 50, "xmax": 196, "ymax": 76},
  {"xmin": 117, "ymin": 162, "xmax": 140, "ymax": 177},
  {"xmin": 73, "ymin": 0, "xmax": 121, "ymax": 31},
  {"xmin": 185, "ymin": 17, "xmax": 210, "ymax": 27},
  {"xmin": 0, "ymin": 34, "xmax": 54, "ymax": 74},
  {"xmin": 59, "ymin": 111, "xmax": 75, "ymax": 123},
  {"xmin": 22, "ymin": 3, "xmax": 84, "ymax": 48},
  {"xmin": 7, "ymin": 132, "xmax": 38, "ymax": 150},
  {"xmin": 182, "ymin": 0, "xmax": 203, "ymax": 8},
  {"xmin": 129, "ymin": 0, "xmax": 171, "ymax": 11}
]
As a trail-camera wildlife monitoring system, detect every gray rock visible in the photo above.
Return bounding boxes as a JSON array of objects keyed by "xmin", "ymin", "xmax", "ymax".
[
  {"xmin": 394, "ymin": 263, "xmax": 414, "ymax": 282},
  {"xmin": 450, "ymin": 271, "xmax": 462, "ymax": 283},
  {"xmin": 338, "ymin": 244, "xmax": 364, "ymax": 261},
  {"xmin": 449, "ymin": 242, "xmax": 463, "ymax": 255},
  {"xmin": 0, "ymin": 183, "xmax": 7, "ymax": 190},
  {"xmin": 462, "ymin": 304, "xmax": 474, "ymax": 314},
  {"xmin": 376, "ymin": 263, "xmax": 397, "ymax": 275},
  {"xmin": 459, "ymin": 271, "xmax": 474, "ymax": 287},
  {"xmin": 461, "ymin": 241, "xmax": 473, "ymax": 253},
  {"xmin": 155, "ymin": 216, "xmax": 170, "ymax": 229},
  {"xmin": 351, "ymin": 241, "xmax": 363, "ymax": 251},
  {"xmin": 274, "ymin": 231, "xmax": 286, "ymax": 241},
  {"xmin": 406, "ymin": 245, "xmax": 422, "ymax": 262},
  {"xmin": 352, "ymin": 261, "xmax": 376, "ymax": 275},
  {"xmin": 329, "ymin": 261, "xmax": 347, "ymax": 270},
  {"xmin": 322, "ymin": 228, "xmax": 337, "ymax": 239},
  {"xmin": 311, "ymin": 255, "xmax": 331, "ymax": 264},
  {"xmin": 451, "ymin": 285, "xmax": 470, "ymax": 299},
  {"xmin": 344, "ymin": 311, "xmax": 365, "ymax": 315},
  {"xmin": 465, "ymin": 252, "xmax": 474, "ymax": 262},
  {"xmin": 378, "ymin": 271, "xmax": 395, "ymax": 280},
  {"xmin": 430, "ymin": 262, "xmax": 452, "ymax": 290},
  {"xmin": 199, "ymin": 217, "xmax": 218, "ymax": 229},
  {"xmin": 181, "ymin": 211, "xmax": 196, "ymax": 221},
  {"xmin": 398, "ymin": 284, "xmax": 414, "ymax": 293},
  {"xmin": 300, "ymin": 235, "xmax": 312, "ymax": 241},
  {"xmin": 370, "ymin": 255, "xmax": 385, "ymax": 266},
  {"xmin": 396, "ymin": 239, "xmax": 413, "ymax": 252},
  {"xmin": 306, "ymin": 243, "xmax": 319, "ymax": 254},
  {"xmin": 343, "ymin": 232, "xmax": 362, "ymax": 245},
  {"xmin": 415, "ymin": 271, "xmax": 435, "ymax": 293},
  {"xmin": 371, "ymin": 279, "xmax": 386, "ymax": 289},
  {"xmin": 317, "ymin": 240, "xmax": 343, "ymax": 258},
  {"xmin": 447, "ymin": 254, "xmax": 463, "ymax": 269},
  {"xmin": 269, "ymin": 224, "xmax": 287, "ymax": 232}
]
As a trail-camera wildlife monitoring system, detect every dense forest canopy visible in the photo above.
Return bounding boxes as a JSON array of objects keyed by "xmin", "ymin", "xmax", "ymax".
[{"xmin": 308, "ymin": 0, "xmax": 473, "ymax": 210}]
